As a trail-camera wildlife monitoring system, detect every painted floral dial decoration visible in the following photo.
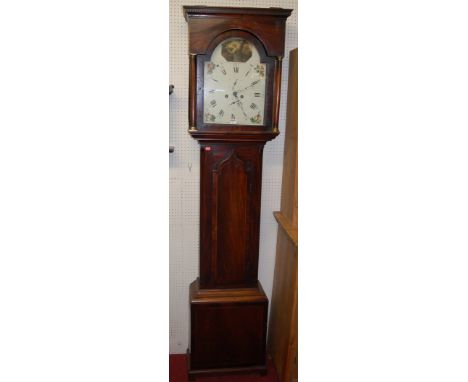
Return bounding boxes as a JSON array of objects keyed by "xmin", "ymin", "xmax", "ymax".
[{"xmin": 203, "ymin": 38, "xmax": 266, "ymax": 126}]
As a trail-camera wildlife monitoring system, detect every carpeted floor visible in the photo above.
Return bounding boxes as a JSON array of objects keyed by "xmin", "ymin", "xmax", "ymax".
[{"xmin": 169, "ymin": 354, "xmax": 280, "ymax": 382}]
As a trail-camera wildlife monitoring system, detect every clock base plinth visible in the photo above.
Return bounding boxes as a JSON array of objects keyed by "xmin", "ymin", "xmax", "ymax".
[
  {"xmin": 187, "ymin": 351, "xmax": 267, "ymax": 381},
  {"xmin": 188, "ymin": 278, "xmax": 268, "ymax": 379}
]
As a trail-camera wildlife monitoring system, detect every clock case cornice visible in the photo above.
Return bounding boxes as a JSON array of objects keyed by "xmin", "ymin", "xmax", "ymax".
[
  {"xmin": 183, "ymin": 6, "xmax": 292, "ymax": 57},
  {"xmin": 183, "ymin": 6, "xmax": 292, "ymax": 142},
  {"xmin": 183, "ymin": 6, "xmax": 293, "ymax": 18}
]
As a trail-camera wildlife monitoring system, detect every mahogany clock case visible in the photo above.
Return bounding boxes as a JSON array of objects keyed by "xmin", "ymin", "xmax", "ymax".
[{"xmin": 183, "ymin": 6, "xmax": 293, "ymax": 379}]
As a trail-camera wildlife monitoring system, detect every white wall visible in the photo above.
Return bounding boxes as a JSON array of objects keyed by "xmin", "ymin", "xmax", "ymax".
[{"xmin": 169, "ymin": 0, "xmax": 298, "ymax": 354}]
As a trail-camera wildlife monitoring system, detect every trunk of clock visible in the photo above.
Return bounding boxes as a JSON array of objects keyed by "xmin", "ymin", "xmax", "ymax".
[
  {"xmin": 199, "ymin": 143, "xmax": 263, "ymax": 289},
  {"xmin": 188, "ymin": 142, "xmax": 268, "ymax": 379}
]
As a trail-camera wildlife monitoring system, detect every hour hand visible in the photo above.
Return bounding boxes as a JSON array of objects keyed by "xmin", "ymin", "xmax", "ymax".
[{"xmin": 237, "ymin": 101, "xmax": 248, "ymax": 118}]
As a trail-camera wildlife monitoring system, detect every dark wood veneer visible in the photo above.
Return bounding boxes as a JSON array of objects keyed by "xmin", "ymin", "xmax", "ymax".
[
  {"xmin": 189, "ymin": 131, "xmax": 278, "ymax": 142},
  {"xmin": 199, "ymin": 143, "xmax": 263, "ymax": 289},
  {"xmin": 185, "ymin": 6, "xmax": 292, "ymax": 137},
  {"xmin": 184, "ymin": 6, "xmax": 292, "ymax": 379},
  {"xmin": 184, "ymin": 6, "xmax": 292, "ymax": 57},
  {"xmin": 189, "ymin": 279, "xmax": 268, "ymax": 374}
]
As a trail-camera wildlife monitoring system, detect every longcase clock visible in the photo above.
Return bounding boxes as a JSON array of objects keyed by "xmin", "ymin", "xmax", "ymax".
[{"xmin": 183, "ymin": 6, "xmax": 292, "ymax": 380}]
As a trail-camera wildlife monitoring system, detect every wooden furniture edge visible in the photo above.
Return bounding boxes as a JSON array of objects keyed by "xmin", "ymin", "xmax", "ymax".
[
  {"xmin": 190, "ymin": 278, "xmax": 268, "ymax": 304},
  {"xmin": 187, "ymin": 349, "xmax": 267, "ymax": 380},
  {"xmin": 183, "ymin": 6, "xmax": 293, "ymax": 19},
  {"xmin": 273, "ymin": 211, "xmax": 298, "ymax": 247}
]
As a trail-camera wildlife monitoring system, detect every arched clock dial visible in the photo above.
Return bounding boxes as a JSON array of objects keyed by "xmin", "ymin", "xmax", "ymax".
[{"xmin": 203, "ymin": 38, "xmax": 266, "ymax": 125}]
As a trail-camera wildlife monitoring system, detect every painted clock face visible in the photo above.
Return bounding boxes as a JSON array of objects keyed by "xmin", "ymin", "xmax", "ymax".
[{"xmin": 203, "ymin": 38, "xmax": 266, "ymax": 125}]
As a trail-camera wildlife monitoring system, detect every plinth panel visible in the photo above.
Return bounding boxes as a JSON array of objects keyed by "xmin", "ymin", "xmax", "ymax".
[{"xmin": 189, "ymin": 279, "xmax": 268, "ymax": 373}]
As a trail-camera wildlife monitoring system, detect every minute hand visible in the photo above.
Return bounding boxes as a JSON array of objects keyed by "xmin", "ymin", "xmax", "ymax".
[{"xmin": 236, "ymin": 80, "xmax": 261, "ymax": 92}]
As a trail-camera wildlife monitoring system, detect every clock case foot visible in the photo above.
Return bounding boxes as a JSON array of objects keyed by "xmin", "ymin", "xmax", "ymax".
[
  {"xmin": 187, "ymin": 350, "xmax": 267, "ymax": 381},
  {"xmin": 188, "ymin": 278, "xmax": 268, "ymax": 378}
]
